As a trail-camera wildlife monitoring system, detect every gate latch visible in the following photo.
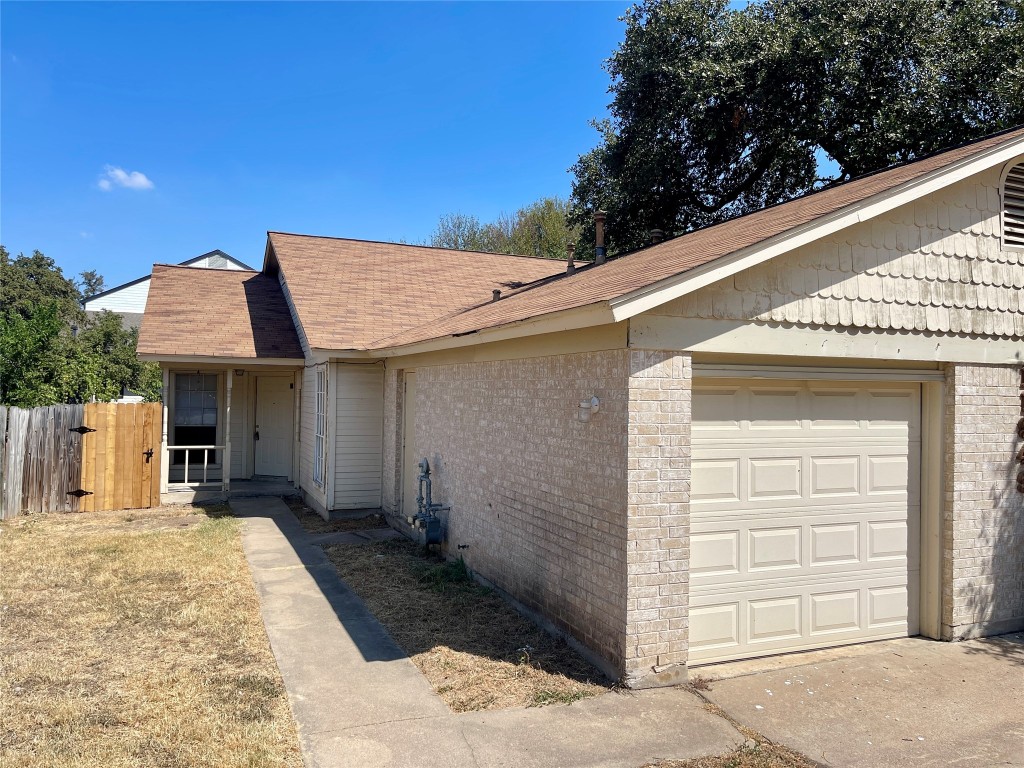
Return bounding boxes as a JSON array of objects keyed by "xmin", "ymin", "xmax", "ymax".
[
  {"xmin": 69, "ymin": 425, "xmax": 97, "ymax": 435},
  {"xmin": 143, "ymin": 448, "xmax": 154, "ymax": 463}
]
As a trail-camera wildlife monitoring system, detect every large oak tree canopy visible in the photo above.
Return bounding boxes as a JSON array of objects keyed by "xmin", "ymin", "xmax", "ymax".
[{"xmin": 570, "ymin": 0, "xmax": 1024, "ymax": 253}]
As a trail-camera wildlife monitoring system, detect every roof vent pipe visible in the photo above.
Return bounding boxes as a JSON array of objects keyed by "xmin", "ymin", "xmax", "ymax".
[
  {"xmin": 649, "ymin": 228, "xmax": 665, "ymax": 245},
  {"xmin": 566, "ymin": 241, "xmax": 576, "ymax": 275},
  {"xmin": 594, "ymin": 210, "xmax": 607, "ymax": 265},
  {"xmin": 492, "ymin": 289, "xmax": 501, "ymax": 302}
]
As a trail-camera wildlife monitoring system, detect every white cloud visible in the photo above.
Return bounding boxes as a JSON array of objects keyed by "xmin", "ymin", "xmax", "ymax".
[{"xmin": 98, "ymin": 165, "xmax": 154, "ymax": 191}]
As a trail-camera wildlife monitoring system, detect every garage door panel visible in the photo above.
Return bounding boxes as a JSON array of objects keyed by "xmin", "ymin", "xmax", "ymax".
[
  {"xmin": 691, "ymin": 378, "xmax": 920, "ymax": 664},
  {"xmin": 809, "ymin": 455, "xmax": 861, "ymax": 496},
  {"xmin": 748, "ymin": 527, "xmax": 802, "ymax": 571},
  {"xmin": 810, "ymin": 590, "xmax": 860, "ymax": 634},
  {"xmin": 690, "ymin": 531, "xmax": 740, "ymax": 576},
  {"xmin": 749, "ymin": 458, "xmax": 802, "ymax": 499}
]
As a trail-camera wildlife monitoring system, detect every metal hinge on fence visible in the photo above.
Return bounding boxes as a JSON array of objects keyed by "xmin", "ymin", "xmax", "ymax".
[
  {"xmin": 69, "ymin": 425, "xmax": 97, "ymax": 434},
  {"xmin": 67, "ymin": 489, "xmax": 93, "ymax": 498}
]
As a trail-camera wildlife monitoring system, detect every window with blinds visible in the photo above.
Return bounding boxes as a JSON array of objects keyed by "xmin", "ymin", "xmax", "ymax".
[{"xmin": 1004, "ymin": 162, "xmax": 1024, "ymax": 249}]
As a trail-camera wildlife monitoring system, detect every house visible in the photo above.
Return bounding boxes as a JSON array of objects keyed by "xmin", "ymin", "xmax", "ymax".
[
  {"xmin": 84, "ymin": 249, "xmax": 253, "ymax": 330},
  {"xmin": 138, "ymin": 128, "xmax": 1024, "ymax": 687}
]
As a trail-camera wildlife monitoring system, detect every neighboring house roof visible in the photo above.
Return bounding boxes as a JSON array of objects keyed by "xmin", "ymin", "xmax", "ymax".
[
  {"xmin": 138, "ymin": 265, "xmax": 304, "ymax": 360},
  {"xmin": 83, "ymin": 249, "xmax": 253, "ymax": 308},
  {"xmin": 265, "ymin": 233, "xmax": 566, "ymax": 350},
  {"xmin": 86, "ymin": 310, "xmax": 144, "ymax": 331}
]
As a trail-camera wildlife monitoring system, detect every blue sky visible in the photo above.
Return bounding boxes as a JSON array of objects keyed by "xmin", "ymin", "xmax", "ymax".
[{"xmin": 2, "ymin": 2, "xmax": 626, "ymax": 288}]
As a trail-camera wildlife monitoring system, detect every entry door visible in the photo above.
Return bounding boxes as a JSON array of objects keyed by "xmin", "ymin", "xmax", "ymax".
[
  {"xmin": 254, "ymin": 376, "xmax": 294, "ymax": 477},
  {"xmin": 689, "ymin": 378, "xmax": 921, "ymax": 665}
]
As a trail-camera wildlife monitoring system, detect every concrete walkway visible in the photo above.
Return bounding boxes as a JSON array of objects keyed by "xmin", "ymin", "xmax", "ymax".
[{"xmin": 232, "ymin": 497, "xmax": 741, "ymax": 768}]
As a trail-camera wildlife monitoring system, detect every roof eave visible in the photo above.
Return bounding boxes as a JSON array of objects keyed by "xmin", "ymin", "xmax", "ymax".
[{"xmin": 138, "ymin": 353, "xmax": 304, "ymax": 366}]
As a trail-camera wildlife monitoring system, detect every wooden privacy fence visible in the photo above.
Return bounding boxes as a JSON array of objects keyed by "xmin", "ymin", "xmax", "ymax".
[{"xmin": 0, "ymin": 402, "xmax": 162, "ymax": 519}]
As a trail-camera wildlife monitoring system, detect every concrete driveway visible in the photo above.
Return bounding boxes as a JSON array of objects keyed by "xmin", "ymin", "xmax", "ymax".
[{"xmin": 700, "ymin": 633, "xmax": 1024, "ymax": 768}]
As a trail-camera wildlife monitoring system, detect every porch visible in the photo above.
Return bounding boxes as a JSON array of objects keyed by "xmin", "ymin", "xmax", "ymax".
[{"xmin": 159, "ymin": 364, "xmax": 302, "ymax": 499}]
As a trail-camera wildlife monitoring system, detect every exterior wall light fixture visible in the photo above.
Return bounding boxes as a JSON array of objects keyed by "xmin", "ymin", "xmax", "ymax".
[{"xmin": 577, "ymin": 396, "xmax": 600, "ymax": 423}]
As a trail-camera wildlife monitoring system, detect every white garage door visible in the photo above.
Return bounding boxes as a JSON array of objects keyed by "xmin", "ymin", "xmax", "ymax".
[{"xmin": 689, "ymin": 378, "xmax": 920, "ymax": 665}]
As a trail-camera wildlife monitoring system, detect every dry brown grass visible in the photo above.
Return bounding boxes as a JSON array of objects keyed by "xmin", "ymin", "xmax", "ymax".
[
  {"xmin": 285, "ymin": 498, "xmax": 387, "ymax": 534},
  {"xmin": 326, "ymin": 538, "xmax": 611, "ymax": 712},
  {"xmin": 642, "ymin": 742, "xmax": 816, "ymax": 768},
  {"xmin": 0, "ymin": 505, "xmax": 302, "ymax": 768}
]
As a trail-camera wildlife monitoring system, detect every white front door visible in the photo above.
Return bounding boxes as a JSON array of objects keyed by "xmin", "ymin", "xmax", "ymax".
[
  {"xmin": 689, "ymin": 377, "xmax": 921, "ymax": 665},
  {"xmin": 254, "ymin": 376, "xmax": 294, "ymax": 477}
]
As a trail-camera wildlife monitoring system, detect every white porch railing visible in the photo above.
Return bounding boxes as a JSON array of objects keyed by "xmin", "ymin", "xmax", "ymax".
[{"xmin": 166, "ymin": 445, "xmax": 226, "ymax": 489}]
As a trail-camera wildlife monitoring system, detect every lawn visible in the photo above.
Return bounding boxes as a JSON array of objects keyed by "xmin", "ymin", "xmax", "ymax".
[
  {"xmin": 326, "ymin": 538, "xmax": 611, "ymax": 712},
  {"xmin": 0, "ymin": 505, "xmax": 302, "ymax": 768}
]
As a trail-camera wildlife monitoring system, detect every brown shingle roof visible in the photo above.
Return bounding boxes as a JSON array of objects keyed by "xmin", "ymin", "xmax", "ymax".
[
  {"xmin": 138, "ymin": 265, "xmax": 304, "ymax": 359},
  {"xmin": 268, "ymin": 233, "xmax": 566, "ymax": 350},
  {"xmin": 370, "ymin": 127, "xmax": 1024, "ymax": 350}
]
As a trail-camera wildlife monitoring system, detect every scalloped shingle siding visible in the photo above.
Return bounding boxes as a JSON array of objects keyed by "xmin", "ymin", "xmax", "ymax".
[{"xmin": 654, "ymin": 166, "xmax": 1024, "ymax": 339}]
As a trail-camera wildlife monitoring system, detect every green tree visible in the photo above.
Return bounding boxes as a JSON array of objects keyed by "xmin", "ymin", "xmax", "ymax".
[
  {"xmin": 570, "ymin": 0, "xmax": 1024, "ymax": 252},
  {"xmin": 430, "ymin": 196, "xmax": 582, "ymax": 260},
  {"xmin": 1, "ymin": 245, "xmax": 84, "ymax": 323},
  {"xmin": 79, "ymin": 269, "xmax": 105, "ymax": 298},
  {"xmin": 0, "ymin": 248, "xmax": 162, "ymax": 405}
]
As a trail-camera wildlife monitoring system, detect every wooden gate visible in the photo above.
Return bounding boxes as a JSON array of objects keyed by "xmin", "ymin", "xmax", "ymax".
[
  {"xmin": 80, "ymin": 403, "xmax": 162, "ymax": 512},
  {"xmin": 0, "ymin": 402, "xmax": 162, "ymax": 518}
]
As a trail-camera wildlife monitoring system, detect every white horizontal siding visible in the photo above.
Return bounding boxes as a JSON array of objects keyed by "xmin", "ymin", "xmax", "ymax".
[
  {"xmin": 333, "ymin": 363, "xmax": 384, "ymax": 509},
  {"xmin": 228, "ymin": 373, "xmax": 249, "ymax": 479},
  {"xmin": 85, "ymin": 279, "xmax": 151, "ymax": 314},
  {"xmin": 299, "ymin": 364, "xmax": 326, "ymax": 507}
]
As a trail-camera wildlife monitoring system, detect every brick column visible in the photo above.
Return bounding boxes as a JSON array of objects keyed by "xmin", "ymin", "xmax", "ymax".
[
  {"xmin": 623, "ymin": 350, "xmax": 691, "ymax": 687},
  {"xmin": 942, "ymin": 363, "xmax": 1024, "ymax": 639}
]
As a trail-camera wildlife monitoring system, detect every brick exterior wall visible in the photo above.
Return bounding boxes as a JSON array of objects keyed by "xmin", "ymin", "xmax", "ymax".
[
  {"xmin": 943, "ymin": 363, "xmax": 1024, "ymax": 639},
  {"xmin": 410, "ymin": 350, "xmax": 631, "ymax": 674},
  {"xmin": 396, "ymin": 348, "xmax": 695, "ymax": 684},
  {"xmin": 624, "ymin": 351, "xmax": 692, "ymax": 686}
]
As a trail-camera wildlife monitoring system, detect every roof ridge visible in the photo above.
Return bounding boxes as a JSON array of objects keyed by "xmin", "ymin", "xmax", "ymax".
[{"xmin": 267, "ymin": 230, "xmax": 567, "ymax": 263}]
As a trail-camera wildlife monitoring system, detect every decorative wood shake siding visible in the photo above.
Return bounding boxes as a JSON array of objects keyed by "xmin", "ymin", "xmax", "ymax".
[
  {"xmin": 653, "ymin": 166, "xmax": 1023, "ymax": 338},
  {"xmin": 943, "ymin": 363, "xmax": 1024, "ymax": 639}
]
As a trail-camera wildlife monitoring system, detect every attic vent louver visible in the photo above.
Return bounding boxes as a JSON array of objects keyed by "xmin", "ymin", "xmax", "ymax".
[{"xmin": 1004, "ymin": 163, "xmax": 1024, "ymax": 249}]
